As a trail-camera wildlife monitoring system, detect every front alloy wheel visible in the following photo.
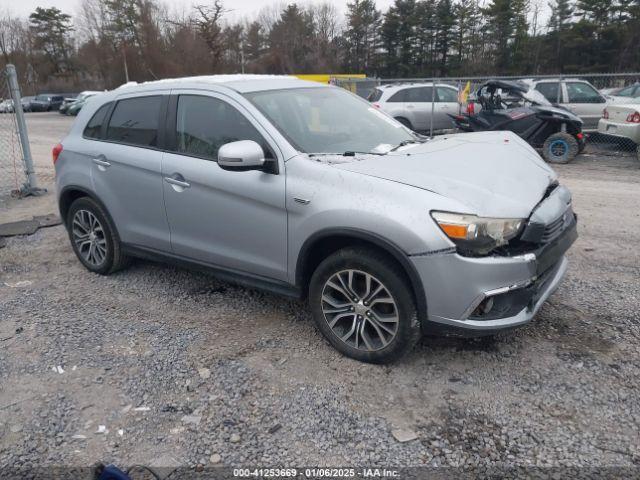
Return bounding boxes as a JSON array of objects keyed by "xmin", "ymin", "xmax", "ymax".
[
  {"xmin": 309, "ymin": 247, "xmax": 421, "ymax": 363},
  {"xmin": 321, "ymin": 269, "xmax": 399, "ymax": 352}
]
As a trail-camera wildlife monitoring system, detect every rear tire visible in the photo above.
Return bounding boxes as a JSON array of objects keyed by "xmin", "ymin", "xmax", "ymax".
[
  {"xmin": 66, "ymin": 197, "xmax": 130, "ymax": 275},
  {"xmin": 308, "ymin": 247, "xmax": 421, "ymax": 364},
  {"xmin": 542, "ymin": 132, "xmax": 579, "ymax": 164}
]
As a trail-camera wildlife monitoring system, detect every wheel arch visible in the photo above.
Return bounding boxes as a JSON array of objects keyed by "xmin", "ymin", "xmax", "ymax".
[
  {"xmin": 295, "ymin": 228, "xmax": 427, "ymax": 322},
  {"xmin": 58, "ymin": 186, "xmax": 120, "ymax": 239},
  {"xmin": 394, "ymin": 116, "xmax": 413, "ymax": 129}
]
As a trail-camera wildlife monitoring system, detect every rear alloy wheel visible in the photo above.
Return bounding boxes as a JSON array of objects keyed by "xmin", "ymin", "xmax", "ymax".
[
  {"xmin": 67, "ymin": 197, "xmax": 130, "ymax": 275},
  {"xmin": 542, "ymin": 132, "xmax": 579, "ymax": 164},
  {"xmin": 309, "ymin": 247, "xmax": 420, "ymax": 363}
]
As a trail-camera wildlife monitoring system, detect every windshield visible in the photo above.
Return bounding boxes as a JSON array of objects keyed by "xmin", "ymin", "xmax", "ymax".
[{"xmin": 244, "ymin": 87, "xmax": 415, "ymax": 154}]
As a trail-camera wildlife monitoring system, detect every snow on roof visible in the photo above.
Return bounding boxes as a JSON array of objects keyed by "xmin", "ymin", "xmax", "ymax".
[{"xmin": 115, "ymin": 74, "xmax": 297, "ymax": 90}]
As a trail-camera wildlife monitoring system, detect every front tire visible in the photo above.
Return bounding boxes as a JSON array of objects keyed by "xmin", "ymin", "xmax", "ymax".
[
  {"xmin": 66, "ymin": 197, "xmax": 130, "ymax": 275},
  {"xmin": 542, "ymin": 132, "xmax": 579, "ymax": 164},
  {"xmin": 309, "ymin": 247, "xmax": 420, "ymax": 364}
]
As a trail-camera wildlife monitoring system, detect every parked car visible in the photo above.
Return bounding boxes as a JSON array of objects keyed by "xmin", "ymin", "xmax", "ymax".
[
  {"xmin": 66, "ymin": 92, "xmax": 101, "ymax": 116},
  {"xmin": 451, "ymin": 80, "xmax": 585, "ymax": 163},
  {"xmin": 0, "ymin": 99, "xmax": 14, "ymax": 113},
  {"xmin": 21, "ymin": 96, "xmax": 35, "ymax": 112},
  {"xmin": 606, "ymin": 82, "xmax": 640, "ymax": 104},
  {"xmin": 600, "ymin": 82, "xmax": 640, "ymax": 97},
  {"xmin": 55, "ymin": 76, "xmax": 577, "ymax": 363},
  {"xmin": 368, "ymin": 83, "xmax": 461, "ymax": 132},
  {"xmin": 59, "ymin": 94, "xmax": 79, "ymax": 114},
  {"xmin": 598, "ymin": 104, "xmax": 640, "ymax": 146},
  {"xmin": 522, "ymin": 78, "xmax": 611, "ymax": 131},
  {"xmin": 30, "ymin": 94, "xmax": 65, "ymax": 112}
]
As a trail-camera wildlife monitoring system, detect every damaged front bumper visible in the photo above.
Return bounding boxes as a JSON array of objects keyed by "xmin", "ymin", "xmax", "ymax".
[{"xmin": 411, "ymin": 212, "xmax": 577, "ymax": 336}]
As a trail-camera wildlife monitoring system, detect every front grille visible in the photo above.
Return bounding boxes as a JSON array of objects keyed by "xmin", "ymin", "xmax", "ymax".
[{"xmin": 541, "ymin": 214, "xmax": 565, "ymax": 243}]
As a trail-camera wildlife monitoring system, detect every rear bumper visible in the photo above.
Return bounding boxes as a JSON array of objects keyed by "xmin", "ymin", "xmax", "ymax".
[
  {"xmin": 411, "ymin": 217, "xmax": 577, "ymax": 335},
  {"xmin": 597, "ymin": 119, "xmax": 640, "ymax": 144}
]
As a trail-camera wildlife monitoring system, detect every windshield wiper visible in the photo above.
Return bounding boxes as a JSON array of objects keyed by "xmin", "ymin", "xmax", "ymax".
[
  {"xmin": 389, "ymin": 139, "xmax": 423, "ymax": 152},
  {"xmin": 308, "ymin": 151, "xmax": 385, "ymax": 157}
]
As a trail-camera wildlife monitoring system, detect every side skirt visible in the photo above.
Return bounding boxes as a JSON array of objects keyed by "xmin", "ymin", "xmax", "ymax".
[{"xmin": 122, "ymin": 244, "xmax": 302, "ymax": 300}]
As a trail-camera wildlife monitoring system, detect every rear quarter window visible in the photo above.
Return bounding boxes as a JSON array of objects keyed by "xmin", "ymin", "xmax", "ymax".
[
  {"xmin": 387, "ymin": 90, "xmax": 406, "ymax": 102},
  {"xmin": 83, "ymin": 102, "xmax": 112, "ymax": 140},
  {"xmin": 367, "ymin": 88, "xmax": 383, "ymax": 102},
  {"xmin": 106, "ymin": 96, "xmax": 162, "ymax": 147}
]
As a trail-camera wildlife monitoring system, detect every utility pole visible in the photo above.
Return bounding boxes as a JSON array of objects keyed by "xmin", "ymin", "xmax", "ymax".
[
  {"xmin": 240, "ymin": 41, "xmax": 245, "ymax": 74},
  {"xmin": 122, "ymin": 44, "xmax": 129, "ymax": 82}
]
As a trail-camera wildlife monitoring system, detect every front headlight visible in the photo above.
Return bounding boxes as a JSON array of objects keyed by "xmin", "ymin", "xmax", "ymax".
[{"xmin": 431, "ymin": 211, "xmax": 524, "ymax": 255}]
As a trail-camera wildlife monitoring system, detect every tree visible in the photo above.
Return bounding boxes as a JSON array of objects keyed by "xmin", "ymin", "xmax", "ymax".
[
  {"xmin": 451, "ymin": 0, "xmax": 481, "ymax": 73},
  {"xmin": 267, "ymin": 4, "xmax": 315, "ymax": 73},
  {"xmin": 310, "ymin": 2, "xmax": 341, "ymax": 71},
  {"xmin": 244, "ymin": 21, "xmax": 266, "ymax": 67},
  {"xmin": 192, "ymin": 0, "xmax": 227, "ymax": 72},
  {"xmin": 29, "ymin": 7, "xmax": 74, "ymax": 74},
  {"xmin": 380, "ymin": 0, "xmax": 417, "ymax": 77},
  {"xmin": 481, "ymin": 0, "xmax": 529, "ymax": 73},
  {"xmin": 548, "ymin": 0, "xmax": 574, "ymax": 71},
  {"xmin": 434, "ymin": 0, "xmax": 455, "ymax": 75},
  {"xmin": 344, "ymin": 0, "xmax": 381, "ymax": 73}
]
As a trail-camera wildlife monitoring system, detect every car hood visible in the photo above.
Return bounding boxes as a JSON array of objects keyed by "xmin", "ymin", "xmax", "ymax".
[{"xmin": 332, "ymin": 131, "xmax": 558, "ymax": 218}]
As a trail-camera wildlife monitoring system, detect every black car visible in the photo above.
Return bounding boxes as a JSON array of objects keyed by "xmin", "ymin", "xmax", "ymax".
[
  {"xmin": 451, "ymin": 79, "xmax": 586, "ymax": 164},
  {"xmin": 29, "ymin": 94, "xmax": 65, "ymax": 112}
]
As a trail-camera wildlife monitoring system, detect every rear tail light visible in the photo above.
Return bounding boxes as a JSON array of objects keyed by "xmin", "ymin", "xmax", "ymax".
[
  {"xmin": 52, "ymin": 143, "xmax": 63, "ymax": 165},
  {"xmin": 466, "ymin": 102, "xmax": 475, "ymax": 115},
  {"xmin": 626, "ymin": 112, "xmax": 640, "ymax": 123},
  {"xmin": 576, "ymin": 133, "xmax": 584, "ymax": 140},
  {"xmin": 602, "ymin": 108, "xmax": 609, "ymax": 119}
]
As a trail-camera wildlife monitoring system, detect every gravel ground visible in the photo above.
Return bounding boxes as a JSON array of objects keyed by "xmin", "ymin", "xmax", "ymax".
[{"xmin": 1, "ymin": 114, "xmax": 640, "ymax": 476}]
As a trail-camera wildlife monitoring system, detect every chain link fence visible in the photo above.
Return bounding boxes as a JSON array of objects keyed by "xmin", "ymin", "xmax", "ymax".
[
  {"xmin": 335, "ymin": 73, "xmax": 640, "ymax": 156},
  {"xmin": 0, "ymin": 64, "xmax": 38, "ymax": 200}
]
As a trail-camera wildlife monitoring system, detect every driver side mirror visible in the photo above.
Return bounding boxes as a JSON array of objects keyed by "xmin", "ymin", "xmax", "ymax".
[{"xmin": 218, "ymin": 140, "xmax": 265, "ymax": 171}]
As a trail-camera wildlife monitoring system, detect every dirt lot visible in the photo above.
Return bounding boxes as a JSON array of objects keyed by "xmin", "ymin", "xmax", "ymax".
[{"xmin": 1, "ymin": 113, "xmax": 639, "ymax": 474}]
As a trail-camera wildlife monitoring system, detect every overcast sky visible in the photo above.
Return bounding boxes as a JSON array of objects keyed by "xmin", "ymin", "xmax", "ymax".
[{"xmin": 2, "ymin": 0, "xmax": 397, "ymax": 22}]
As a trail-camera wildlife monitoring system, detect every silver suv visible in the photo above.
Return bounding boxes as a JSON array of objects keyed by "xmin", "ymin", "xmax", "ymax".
[
  {"xmin": 368, "ymin": 83, "xmax": 460, "ymax": 132},
  {"xmin": 523, "ymin": 78, "xmax": 610, "ymax": 131},
  {"xmin": 55, "ymin": 76, "xmax": 578, "ymax": 363}
]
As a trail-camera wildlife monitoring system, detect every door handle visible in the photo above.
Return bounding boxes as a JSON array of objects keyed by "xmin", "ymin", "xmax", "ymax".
[
  {"xmin": 164, "ymin": 176, "xmax": 191, "ymax": 189},
  {"xmin": 92, "ymin": 158, "xmax": 111, "ymax": 167}
]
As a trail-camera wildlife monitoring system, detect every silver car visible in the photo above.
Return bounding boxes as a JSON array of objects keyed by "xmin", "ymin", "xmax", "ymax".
[
  {"xmin": 368, "ymin": 83, "xmax": 460, "ymax": 132},
  {"xmin": 523, "ymin": 78, "xmax": 610, "ymax": 131},
  {"xmin": 55, "ymin": 75, "xmax": 577, "ymax": 363}
]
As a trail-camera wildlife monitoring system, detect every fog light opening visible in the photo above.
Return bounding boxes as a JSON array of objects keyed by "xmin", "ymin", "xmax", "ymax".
[{"xmin": 472, "ymin": 296, "xmax": 495, "ymax": 317}]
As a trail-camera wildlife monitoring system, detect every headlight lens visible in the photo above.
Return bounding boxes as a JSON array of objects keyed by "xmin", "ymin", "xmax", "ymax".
[{"xmin": 431, "ymin": 211, "xmax": 524, "ymax": 255}]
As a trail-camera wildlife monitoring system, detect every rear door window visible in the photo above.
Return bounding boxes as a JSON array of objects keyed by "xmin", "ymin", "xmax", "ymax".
[
  {"xmin": 106, "ymin": 96, "xmax": 162, "ymax": 147},
  {"xmin": 405, "ymin": 87, "xmax": 433, "ymax": 103},
  {"xmin": 534, "ymin": 82, "xmax": 561, "ymax": 103},
  {"xmin": 566, "ymin": 82, "xmax": 604, "ymax": 103},
  {"xmin": 83, "ymin": 102, "xmax": 112, "ymax": 139}
]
